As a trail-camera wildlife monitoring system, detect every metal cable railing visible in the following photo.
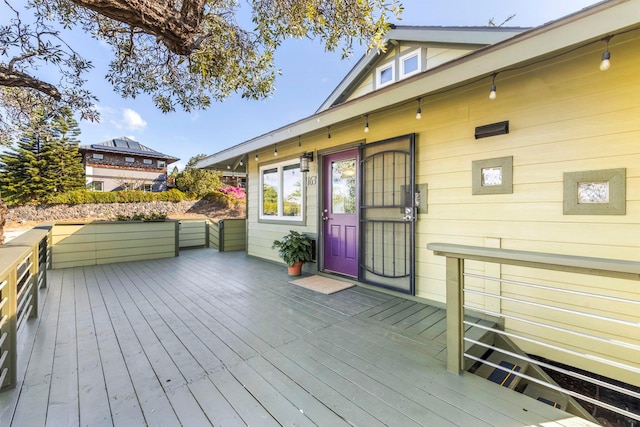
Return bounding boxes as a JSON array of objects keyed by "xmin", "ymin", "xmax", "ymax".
[{"xmin": 427, "ymin": 243, "xmax": 640, "ymax": 423}]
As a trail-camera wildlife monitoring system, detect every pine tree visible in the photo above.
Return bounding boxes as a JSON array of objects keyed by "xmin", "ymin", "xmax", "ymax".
[
  {"xmin": 42, "ymin": 107, "xmax": 85, "ymax": 196},
  {"xmin": 0, "ymin": 108, "xmax": 85, "ymax": 204},
  {"xmin": 0, "ymin": 111, "xmax": 50, "ymax": 204}
]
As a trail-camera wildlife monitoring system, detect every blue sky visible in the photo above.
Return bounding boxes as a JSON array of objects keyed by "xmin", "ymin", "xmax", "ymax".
[{"xmin": 71, "ymin": 0, "xmax": 601, "ymax": 170}]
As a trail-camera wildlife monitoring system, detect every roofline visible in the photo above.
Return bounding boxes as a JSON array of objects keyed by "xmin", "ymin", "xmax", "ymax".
[
  {"xmin": 316, "ymin": 26, "xmax": 529, "ymax": 112},
  {"xmin": 197, "ymin": 0, "xmax": 637, "ymax": 170},
  {"xmin": 79, "ymin": 145, "xmax": 180, "ymax": 163}
]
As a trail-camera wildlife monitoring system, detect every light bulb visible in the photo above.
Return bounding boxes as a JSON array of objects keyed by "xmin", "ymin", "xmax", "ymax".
[
  {"xmin": 416, "ymin": 108, "xmax": 422, "ymax": 120},
  {"xmin": 489, "ymin": 84, "xmax": 497, "ymax": 100},
  {"xmin": 600, "ymin": 50, "xmax": 611, "ymax": 71},
  {"xmin": 255, "ymin": 153, "xmax": 259, "ymax": 161},
  {"xmin": 364, "ymin": 123, "xmax": 369, "ymax": 133}
]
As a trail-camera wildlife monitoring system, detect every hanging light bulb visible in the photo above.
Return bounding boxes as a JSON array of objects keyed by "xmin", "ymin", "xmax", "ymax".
[
  {"xmin": 255, "ymin": 152, "xmax": 259, "ymax": 162},
  {"xmin": 298, "ymin": 136, "xmax": 301, "ymax": 147},
  {"xmin": 327, "ymin": 126, "xmax": 331, "ymax": 139},
  {"xmin": 600, "ymin": 36, "xmax": 612, "ymax": 71},
  {"xmin": 227, "ymin": 164, "xmax": 231, "ymax": 170},
  {"xmin": 239, "ymin": 158, "xmax": 244, "ymax": 167},
  {"xmin": 489, "ymin": 73, "xmax": 498, "ymax": 100},
  {"xmin": 416, "ymin": 98, "xmax": 422, "ymax": 120},
  {"xmin": 364, "ymin": 115, "xmax": 369, "ymax": 133},
  {"xmin": 274, "ymin": 144, "xmax": 278, "ymax": 156}
]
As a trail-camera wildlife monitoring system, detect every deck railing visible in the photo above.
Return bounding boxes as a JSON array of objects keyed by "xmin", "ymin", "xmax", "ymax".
[
  {"xmin": 0, "ymin": 226, "xmax": 51, "ymax": 390},
  {"xmin": 428, "ymin": 243, "xmax": 640, "ymax": 422}
]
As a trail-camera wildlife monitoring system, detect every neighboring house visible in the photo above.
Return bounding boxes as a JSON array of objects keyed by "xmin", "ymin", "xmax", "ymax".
[
  {"xmin": 80, "ymin": 137, "xmax": 179, "ymax": 192},
  {"xmin": 198, "ymin": 1, "xmax": 639, "ymax": 387}
]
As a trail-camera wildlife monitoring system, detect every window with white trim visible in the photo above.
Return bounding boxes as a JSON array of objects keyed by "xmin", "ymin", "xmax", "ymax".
[
  {"xmin": 400, "ymin": 49, "xmax": 421, "ymax": 79},
  {"xmin": 260, "ymin": 160, "xmax": 304, "ymax": 221},
  {"xmin": 87, "ymin": 181, "xmax": 104, "ymax": 191},
  {"xmin": 157, "ymin": 160, "xmax": 166, "ymax": 168},
  {"xmin": 125, "ymin": 157, "xmax": 135, "ymax": 163},
  {"xmin": 143, "ymin": 159, "xmax": 152, "ymax": 164},
  {"xmin": 375, "ymin": 62, "xmax": 395, "ymax": 88},
  {"xmin": 92, "ymin": 153, "xmax": 103, "ymax": 159}
]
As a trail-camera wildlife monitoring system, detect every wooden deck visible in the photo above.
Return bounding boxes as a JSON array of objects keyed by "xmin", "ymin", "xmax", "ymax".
[{"xmin": 0, "ymin": 249, "xmax": 588, "ymax": 426}]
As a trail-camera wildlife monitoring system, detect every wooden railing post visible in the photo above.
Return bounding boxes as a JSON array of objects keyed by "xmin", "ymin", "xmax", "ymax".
[
  {"xmin": 0, "ymin": 264, "xmax": 18, "ymax": 390},
  {"xmin": 445, "ymin": 256, "xmax": 465, "ymax": 375}
]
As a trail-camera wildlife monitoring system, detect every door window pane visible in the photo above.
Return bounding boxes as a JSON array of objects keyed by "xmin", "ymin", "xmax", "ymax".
[{"xmin": 332, "ymin": 159, "xmax": 356, "ymax": 214}]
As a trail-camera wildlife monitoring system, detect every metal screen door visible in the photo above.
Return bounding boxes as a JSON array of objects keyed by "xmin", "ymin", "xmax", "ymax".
[{"xmin": 359, "ymin": 134, "xmax": 415, "ymax": 294}]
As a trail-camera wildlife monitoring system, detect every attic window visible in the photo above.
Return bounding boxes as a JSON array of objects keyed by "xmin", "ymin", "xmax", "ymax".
[
  {"xmin": 376, "ymin": 62, "xmax": 395, "ymax": 89},
  {"xmin": 125, "ymin": 157, "xmax": 135, "ymax": 163},
  {"xmin": 157, "ymin": 160, "xmax": 166, "ymax": 168},
  {"xmin": 92, "ymin": 153, "xmax": 103, "ymax": 160},
  {"xmin": 400, "ymin": 49, "xmax": 421, "ymax": 79},
  {"xmin": 143, "ymin": 159, "xmax": 152, "ymax": 164}
]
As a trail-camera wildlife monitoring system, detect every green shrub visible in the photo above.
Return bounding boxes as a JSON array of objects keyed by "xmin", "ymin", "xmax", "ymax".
[{"xmin": 44, "ymin": 189, "xmax": 192, "ymax": 205}]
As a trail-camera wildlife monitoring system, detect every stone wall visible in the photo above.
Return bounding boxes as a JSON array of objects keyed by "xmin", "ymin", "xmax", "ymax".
[{"xmin": 7, "ymin": 201, "xmax": 203, "ymax": 222}]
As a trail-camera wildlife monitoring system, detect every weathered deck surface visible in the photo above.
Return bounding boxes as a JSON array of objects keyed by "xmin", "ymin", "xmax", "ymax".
[{"xmin": 1, "ymin": 249, "xmax": 585, "ymax": 426}]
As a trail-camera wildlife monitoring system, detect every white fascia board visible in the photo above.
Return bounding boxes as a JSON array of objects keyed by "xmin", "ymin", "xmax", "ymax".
[{"xmin": 197, "ymin": 0, "xmax": 638, "ymax": 170}]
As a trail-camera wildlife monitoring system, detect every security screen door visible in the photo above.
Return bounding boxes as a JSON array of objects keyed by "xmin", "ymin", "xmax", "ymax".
[{"xmin": 359, "ymin": 134, "xmax": 415, "ymax": 294}]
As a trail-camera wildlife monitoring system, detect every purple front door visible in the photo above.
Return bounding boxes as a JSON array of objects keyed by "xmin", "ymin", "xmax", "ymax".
[{"xmin": 323, "ymin": 150, "xmax": 358, "ymax": 277}]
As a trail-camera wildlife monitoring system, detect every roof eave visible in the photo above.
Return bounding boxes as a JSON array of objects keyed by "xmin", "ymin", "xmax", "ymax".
[{"xmin": 197, "ymin": 0, "xmax": 637, "ymax": 171}]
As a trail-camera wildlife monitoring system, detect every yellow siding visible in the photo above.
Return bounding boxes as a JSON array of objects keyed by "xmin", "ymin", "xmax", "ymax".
[
  {"xmin": 178, "ymin": 220, "xmax": 207, "ymax": 248},
  {"xmin": 247, "ymin": 31, "xmax": 640, "ymax": 382},
  {"xmin": 52, "ymin": 222, "xmax": 177, "ymax": 268},
  {"xmin": 425, "ymin": 47, "xmax": 474, "ymax": 70}
]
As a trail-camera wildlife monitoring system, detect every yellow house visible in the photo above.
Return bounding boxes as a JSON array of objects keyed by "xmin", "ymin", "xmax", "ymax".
[{"xmin": 199, "ymin": 0, "xmax": 640, "ymax": 399}]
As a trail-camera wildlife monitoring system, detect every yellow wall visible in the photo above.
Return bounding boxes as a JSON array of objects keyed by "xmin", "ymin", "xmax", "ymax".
[{"xmin": 247, "ymin": 30, "xmax": 640, "ymax": 382}]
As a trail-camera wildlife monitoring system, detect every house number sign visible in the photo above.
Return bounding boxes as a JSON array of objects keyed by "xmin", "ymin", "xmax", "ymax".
[{"xmin": 307, "ymin": 176, "xmax": 317, "ymax": 186}]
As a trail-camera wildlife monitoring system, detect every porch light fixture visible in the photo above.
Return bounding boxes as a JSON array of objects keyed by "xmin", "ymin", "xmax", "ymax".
[
  {"xmin": 364, "ymin": 115, "xmax": 369, "ymax": 133},
  {"xmin": 299, "ymin": 152, "xmax": 314, "ymax": 173},
  {"xmin": 274, "ymin": 144, "xmax": 278, "ymax": 156},
  {"xmin": 416, "ymin": 98, "xmax": 422, "ymax": 119},
  {"xmin": 600, "ymin": 36, "xmax": 612, "ymax": 71},
  {"xmin": 489, "ymin": 73, "xmax": 498, "ymax": 100}
]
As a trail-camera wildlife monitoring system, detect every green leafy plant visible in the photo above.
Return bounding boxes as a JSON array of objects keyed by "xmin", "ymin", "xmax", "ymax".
[
  {"xmin": 115, "ymin": 212, "xmax": 167, "ymax": 221},
  {"xmin": 271, "ymin": 230, "xmax": 313, "ymax": 267}
]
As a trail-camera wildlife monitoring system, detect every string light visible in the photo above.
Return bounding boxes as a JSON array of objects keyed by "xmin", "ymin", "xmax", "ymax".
[
  {"xmin": 327, "ymin": 126, "xmax": 331, "ymax": 139},
  {"xmin": 489, "ymin": 73, "xmax": 498, "ymax": 100},
  {"xmin": 239, "ymin": 158, "xmax": 244, "ymax": 167},
  {"xmin": 274, "ymin": 144, "xmax": 278, "ymax": 156},
  {"xmin": 364, "ymin": 115, "xmax": 369, "ymax": 133},
  {"xmin": 600, "ymin": 36, "xmax": 612, "ymax": 71},
  {"xmin": 227, "ymin": 164, "xmax": 231, "ymax": 170},
  {"xmin": 416, "ymin": 98, "xmax": 422, "ymax": 120},
  {"xmin": 298, "ymin": 136, "xmax": 301, "ymax": 147},
  {"xmin": 255, "ymin": 152, "xmax": 259, "ymax": 162}
]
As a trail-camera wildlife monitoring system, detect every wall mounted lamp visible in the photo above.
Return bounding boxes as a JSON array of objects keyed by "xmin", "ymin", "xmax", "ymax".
[{"xmin": 300, "ymin": 152, "xmax": 314, "ymax": 173}]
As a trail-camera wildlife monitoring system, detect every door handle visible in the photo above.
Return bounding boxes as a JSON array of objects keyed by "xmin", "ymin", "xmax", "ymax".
[{"xmin": 322, "ymin": 209, "xmax": 332, "ymax": 221}]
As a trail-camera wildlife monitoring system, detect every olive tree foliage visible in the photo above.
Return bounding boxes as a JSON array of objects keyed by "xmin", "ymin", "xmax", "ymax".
[{"xmin": 0, "ymin": 0, "xmax": 403, "ymax": 140}]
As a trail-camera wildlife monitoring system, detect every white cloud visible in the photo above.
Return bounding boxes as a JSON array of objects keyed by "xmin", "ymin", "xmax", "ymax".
[{"xmin": 110, "ymin": 108, "xmax": 147, "ymax": 131}]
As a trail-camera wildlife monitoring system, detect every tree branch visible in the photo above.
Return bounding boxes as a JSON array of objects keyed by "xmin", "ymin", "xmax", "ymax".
[
  {"xmin": 70, "ymin": 0, "xmax": 208, "ymax": 55},
  {"xmin": 0, "ymin": 66, "xmax": 62, "ymax": 100}
]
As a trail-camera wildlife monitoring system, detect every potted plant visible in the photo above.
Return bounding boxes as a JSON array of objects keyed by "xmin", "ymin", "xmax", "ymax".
[{"xmin": 272, "ymin": 230, "xmax": 313, "ymax": 276}]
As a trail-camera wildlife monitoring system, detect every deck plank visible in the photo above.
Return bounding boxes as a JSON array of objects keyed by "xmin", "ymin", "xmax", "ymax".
[{"xmin": 2, "ymin": 248, "xmax": 596, "ymax": 427}]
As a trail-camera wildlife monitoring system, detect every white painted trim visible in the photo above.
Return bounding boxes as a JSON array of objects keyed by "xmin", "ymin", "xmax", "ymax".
[
  {"xmin": 399, "ymin": 48, "xmax": 422, "ymax": 79},
  {"xmin": 375, "ymin": 62, "xmax": 396, "ymax": 89}
]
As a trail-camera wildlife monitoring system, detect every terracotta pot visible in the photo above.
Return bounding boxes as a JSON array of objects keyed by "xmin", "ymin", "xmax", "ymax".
[{"xmin": 287, "ymin": 261, "xmax": 303, "ymax": 276}]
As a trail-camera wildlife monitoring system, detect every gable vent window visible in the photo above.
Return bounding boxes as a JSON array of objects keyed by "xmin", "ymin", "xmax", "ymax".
[
  {"xmin": 376, "ymin": 62, "xmax": 395, "ymax": 89},
  {"xmin": 400, "ymin": 49, "xmax": 421, "ymax": 79},
  {"xmin": 125, "ymin": 157, "xmax": 135, "ymax": 163}
]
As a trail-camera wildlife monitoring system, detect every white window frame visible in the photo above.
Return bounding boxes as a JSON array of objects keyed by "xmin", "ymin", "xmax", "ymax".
[
  {"xmin": 157, "ymin": 160, "xmax": 166, "ymax": 168},
  {"xmin": 125, "ymin": 157, "xmax": 135, "ymax": 163},
  {"xmin": 142, "ymin": 184, "xmax": 153, "ymax": 192},
  {"xmin": 375, "ymin": 62, "xmax": 395, "ymax": 89},
  {"xmin": 88, "ymin": 181, "xmax": 104, "ymax": 192},
  {"xmin": 400, "ymin": 48, "xmax": 421, "ymax": 79},
  {"xmin": 259, "ymin": 159, "xmax": 305, "ymax": 223},
  {"xmin": 143, "ymin": 159, "xmax": 153, "ymax": 165},
  {"xmin": 92, "ymin": 153, "xmax": 104, "ymax": 160}
]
